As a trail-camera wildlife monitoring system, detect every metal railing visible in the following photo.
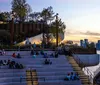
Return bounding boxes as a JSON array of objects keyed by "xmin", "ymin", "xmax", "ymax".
[
  {"xmin": 93, "ymin": 55, "xmax": 100, "ymax": 85},
  {"xmin": 94, "ymin": 65, "xmax": 100, "ymax": 77},
  {"xmin": 71, "ymin": 52, "xmax": 94, "ymax": 84},
  {"xmin": 20, "ymin": 77, "xmax": 45, "ymax": 82}
]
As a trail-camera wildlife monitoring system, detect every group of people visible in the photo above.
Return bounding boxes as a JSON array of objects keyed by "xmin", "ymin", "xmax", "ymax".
[
  {"xmin": 50, "ymin": 52, "xmax": 58, "ymax": 58},
  {"xmin": 43, "ymin": 52, "xmax": 58, "ymax": 58},
  {"xmin": 12, "ymin": 53, "xmax": 21, "ymax": 58},
  {"xmin": 30, "ymin": 50, "xmax": 40, "ymax": 58},
  {"xmin": 30, "ymin": 50, "xmax": 40, "ymax": 55},
  {"xmin": 30, "ymin": 50, "xmax": 59, "ymax": 59},
  {"xmin": 44, "ymin": 58, "xmax": 52, "ymax": 65},
  {"xmin": 56, "ymin": 46, "xmax": 72, "ymax": 56},
  {"xmin": 0, "ymin": 59, "xmax": 24, "ymax": 69},
  {"xmin": 31, "ymin": 50, "xmax": 45, "ymax": 58},
  {"xmin": 64, "ymin": 72, "xmax": 80, "ymax": 81}
]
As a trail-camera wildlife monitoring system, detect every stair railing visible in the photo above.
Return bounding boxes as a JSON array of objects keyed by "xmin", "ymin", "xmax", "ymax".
[
  {"xmin": 20, "ymin": 76, "xmax": 45, "ymax": 83},
  {"xmin": 94, "ymin": 54, "xmax": 100, "ymax": 76},
  {"xmin": 83, "ymin": 66, "xmax": 94, "ymax": 83},
  {"xmin": 94, "ymin": 65, "xmax": 100, "ymax": 77},
  {"xmin": 71, "ymin": 51, "xmax": 94, "ymax": 84},
  {"xmin": 93, "ymin": 55, "xmax": 100, "ymax": 85}
]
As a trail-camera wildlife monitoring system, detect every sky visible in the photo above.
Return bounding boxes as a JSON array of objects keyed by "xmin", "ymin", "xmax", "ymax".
[{"xmin": 0, "ymin": 0, "xmax": 100, "ymax": 43}]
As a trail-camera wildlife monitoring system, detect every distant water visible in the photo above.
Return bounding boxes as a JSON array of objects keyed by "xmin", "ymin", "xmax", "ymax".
[{"xmin": 86, "ymin": 50, "xmax": 100, "ymax": 74}]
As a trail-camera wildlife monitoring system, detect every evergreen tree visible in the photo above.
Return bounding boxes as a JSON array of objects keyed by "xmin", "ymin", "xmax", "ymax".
[{"xmin": 11, "ymin": 0, "xmax": 32, "ymax": 22}]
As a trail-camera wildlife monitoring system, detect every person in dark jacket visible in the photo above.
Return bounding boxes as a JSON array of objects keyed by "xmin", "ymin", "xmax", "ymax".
[
  {"xmin": 55, "ymin": 52, "xmax": 58, "ymax": 58},
  {"xmin": 40, "ymin": 50, "xmax": 44, "ymax": 55},
  {"xmin": 30, "ymin": 50, "xmax": 34, "ymax": 55},
  {"xmin": 16, "ymin": 53, "xmax": 21, "ymax": 58}
]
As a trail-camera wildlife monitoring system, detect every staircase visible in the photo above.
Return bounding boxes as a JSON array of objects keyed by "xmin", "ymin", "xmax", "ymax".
[
  {"xmin": 67, "ymin": 56, "xmax": 93, "ymax": 85},
  {"xmin": 26, "ymin": 70, "xmax": 38, "ymax": 85},
  {"xmin": 0, "ymin": 51, "xmax": 82, "ymax": 85}
]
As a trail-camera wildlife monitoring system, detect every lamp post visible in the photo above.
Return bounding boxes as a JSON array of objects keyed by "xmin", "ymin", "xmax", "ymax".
[
  {"xmin": 10, "ymin": 11, "xmax": 15, "ymax": 45},
  {"xmin": 56, "ymin": 13, "xmax": 59, "ymax": 47}
]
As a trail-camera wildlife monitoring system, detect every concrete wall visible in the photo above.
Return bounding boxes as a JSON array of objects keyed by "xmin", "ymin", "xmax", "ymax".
[{"xmin": 73, "ymin": 54, "xmax": 99, "ymax": 66}]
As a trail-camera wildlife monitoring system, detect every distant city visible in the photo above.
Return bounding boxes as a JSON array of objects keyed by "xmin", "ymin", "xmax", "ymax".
[
  {"xmin": 64, "ymin": 38, "xmax": 100, "ymax": 50},
  {"xmin": 95, "ymin": 40, "xmax": 100, "ymax": 50},
  {"xmin": 80, "ymin": 39, "xmax": 100, "ymax": 50}
]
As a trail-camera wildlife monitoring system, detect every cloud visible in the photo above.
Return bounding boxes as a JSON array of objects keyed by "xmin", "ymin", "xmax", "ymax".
[
  {"xmin": 65, "ymin": 29, "xmax": 100, "ymax": 36},
  {"xmin": 80, "ymin": 31, "xmax": 100, "ymax": 36}
]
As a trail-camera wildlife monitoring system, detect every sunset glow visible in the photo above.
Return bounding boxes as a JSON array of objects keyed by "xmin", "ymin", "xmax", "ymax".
[{"xmin": 0, "ymin": 0, "xmax": 100, "ymax": 43}]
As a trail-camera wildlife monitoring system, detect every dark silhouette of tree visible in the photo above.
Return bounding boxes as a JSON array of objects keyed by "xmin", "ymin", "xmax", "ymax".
[
  {"xmin": 29, "ymin": 12, "xmax": 40, "ymax": 22},
  {"xmin": 0, "ymin": 13, "xmax": 5, "ymax": 21},
  {"xmin": 0, "ymin": 12, "xmax": 10, "ymax": 22},
  {"xmin": 0, "ymin": 4, "xmax": 66, "ymax": 46},
  {"xmin": 40, "ymin": 6, "xmax": 54, "ymax": 45},
  {"xmin": 40, "ymin": 6, "xmax": 54, "ymax": 23},
  {"xmin": 0, "ymin": 30, "xmax": 10, "ymax": 45},
  {"xmin": 50, "ymin": 19, "xmax": 66, "ymax": 37},
  {"xmin": 11, "ymin": 0, "xmax": 32, "ymax": 22}
]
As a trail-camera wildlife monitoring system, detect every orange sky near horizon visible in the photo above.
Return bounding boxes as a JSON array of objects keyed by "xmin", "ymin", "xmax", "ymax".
[{"xmin": 64, "ymin": 33, "xmax": 100, "ymax": 44}]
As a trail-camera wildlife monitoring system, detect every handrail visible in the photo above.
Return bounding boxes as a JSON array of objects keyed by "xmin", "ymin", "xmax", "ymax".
[
  {"xmin": 94, "ymin": 65, "xmax": 100, "ymax": 77},
  {"xmin": 20, "ymin": 77, "xmax": 45, "ymax": 83},
  {"xmin": 93, "ymin": 55, "xmax": 100, "ymax": 84},
  {"xmin": 21, "ymin": 75, "xmax": 73, "ymax": 82},
  {"xmin": 71, "ymin": 51, "xmax": 94, "ymax": 84}
]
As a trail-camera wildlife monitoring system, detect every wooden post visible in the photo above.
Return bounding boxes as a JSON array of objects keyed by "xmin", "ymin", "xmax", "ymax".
[{"xmin": 10, "ymin": 17, "xmax": 14, "ymax": 45}]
